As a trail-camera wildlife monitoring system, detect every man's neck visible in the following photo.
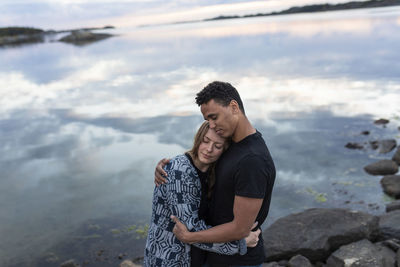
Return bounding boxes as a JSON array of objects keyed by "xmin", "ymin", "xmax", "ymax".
[{"xmin": 232, "ymin": 116, "xmax": 256, "ymax": 143}]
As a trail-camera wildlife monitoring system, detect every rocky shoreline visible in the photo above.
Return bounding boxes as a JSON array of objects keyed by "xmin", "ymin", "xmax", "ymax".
[
  {"xmin": 58, "ymin": 118, "xmax": 400, "ymax": 267},
  {"xmin": 0, "ymin": 26, "xmax": 115, "ymax": 47},
  {"xmin": 262, "ymin": 118, "xmax": 400, "ymax": 267}
]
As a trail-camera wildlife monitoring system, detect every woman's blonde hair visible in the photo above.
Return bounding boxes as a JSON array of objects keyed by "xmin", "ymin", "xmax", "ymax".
[
  {"xmin": 187, "ymin": 121, "xmax": 230, "ymax": 197},
  {"xmin": 187, "ymin": 121, "xmax": 211, "ymax": 161}
]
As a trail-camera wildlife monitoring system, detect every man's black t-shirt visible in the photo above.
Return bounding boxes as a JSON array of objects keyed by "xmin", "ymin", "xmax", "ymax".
[{"xmin": 207, "ymin": 131, "xmax": 276, "ymax": 266}]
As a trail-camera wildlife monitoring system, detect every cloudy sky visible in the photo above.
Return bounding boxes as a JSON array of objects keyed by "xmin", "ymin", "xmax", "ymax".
[{"xmin": 1, "ymin": 0, "xmax": 369, "ymax": 29}]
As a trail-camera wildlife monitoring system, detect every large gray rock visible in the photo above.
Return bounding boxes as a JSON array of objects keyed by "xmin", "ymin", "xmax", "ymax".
[
  {"xmin": 397, "ymin": 249, "xmax": 400, "ymax": 267},
  {"xmin": 326, "ymin": 239, "xmax": 394, "ymax": 267},
  {"xmin": 381, "ymin": 175, "xmax": 400, "ymax": 199},
  {"xmin": 386, "ymin": 200, "xmax": 400, "ymax": 212},
  {"xmin": 263, "ymin": 208, "xmax": 379, "ymax": 262},
  {"xmin": 379, "ymin": 239, "xmax": 400, "ymax": 252},
  {"xmin": 378, "ymin": 140, "xmax": 397, "ymax": 154},
  {"xmin": 364, "ymin": 160, "xmax": 398, "ymax": 175},
  {"xmin": 393, "ymin": 147, "xmax": 400, "ymax": 165},
  {"xmin": 375, "ymin": 242, "xmax": 397, "ymax": 267},
  {"xmin": 288, "ymin": 254, "xmax": 313, "ymax": 267},
  {"xmin": 378, "ymin": 210, "xmax": 400, "ymax": 240}
]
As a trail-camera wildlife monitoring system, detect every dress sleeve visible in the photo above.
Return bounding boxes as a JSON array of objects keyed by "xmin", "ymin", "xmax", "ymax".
[{"xmin": 165, "ymin": 168, "xmax": 247, "ymax": 256}]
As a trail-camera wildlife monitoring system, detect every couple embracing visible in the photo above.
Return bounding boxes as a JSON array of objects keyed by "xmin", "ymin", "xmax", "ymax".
[{"xmin": 144, "ymin": 81, "xmax": 276, "ymax": 267}]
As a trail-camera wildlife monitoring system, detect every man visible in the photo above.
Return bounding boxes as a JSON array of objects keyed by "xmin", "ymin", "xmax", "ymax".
[{"xmin": 156, "ymin": 81, "xmax": 275, "ymax": 266}]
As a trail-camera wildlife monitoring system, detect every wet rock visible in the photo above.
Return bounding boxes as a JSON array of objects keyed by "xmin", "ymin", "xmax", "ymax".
[
  {"xmin": 392, "ymin": 147, "xmax": 400, "ymax": 165},
  {"xmin": 278, "ymin": 259, "xmax": 289, "ymax": 266},
  {"xmin": 378, "ymin": 139, "xmax": 397, "ymax": 154},
  {"xmin": 364, "ymin": 160, "xmax": 398, "ymax": 175},
  {"xmin": 59, "ymin": 30, "xmax": 113, "ymax": 46},
  {"xmin": 262, "ymin": 262, "xmax": 281, "ymax": 267},
  {"xmin": 120, "ymin": 260, "xmax": 141, "ymax": 267},
  {"xmin": 370, "ymin": 140, "xmax": 380, "ymax": 150},
  {"xmin": 375, "ymin": 242, "xmax": 397, "ymax": 267},
  {"xmin": 374, "ymin": 118, "xmax": 390, "ymax": 125},
  {"xmin": 397, "ymin": 249, "xmax": 400, "ymax": 267},
  {"xmin": 118, "ymin": 253, "xmax": 127, "ymax": 260},
  {"xmin": 326, "ymin": 239, "xmax": 392, "ymax": 267},
  {"xmin": 60, "ymin": 259, "xmax": 79, "ymax": 267},
  {"xmin": 380, "ymin": 175, "xmax": 400, "ymax": 199},
  {"xmin": 288, "ymin": 254, "xmax": 313, "ymax": 267},
  {"xmin": 378, "ymin": 210, "xmax": 400, "ymax": 240},
  {"xmin": 386, "ymin": 200, "xmax": 400, "ymax": 212},
  {"xmin": 263, "ymin": 208, "xmax": 379, "ymax": 262},
  {"xmin": 379, "ymin": 239, "xmax": 400, "ymax": 252},
  {"xmin": 345, "ymin": 142, "xmax": 364, "ymax": 149}
]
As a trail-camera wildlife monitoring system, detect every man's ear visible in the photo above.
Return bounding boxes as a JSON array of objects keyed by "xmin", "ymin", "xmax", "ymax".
[{"xmin": 229, "ymin": 100, "xmax": 240, "ymax": 114}]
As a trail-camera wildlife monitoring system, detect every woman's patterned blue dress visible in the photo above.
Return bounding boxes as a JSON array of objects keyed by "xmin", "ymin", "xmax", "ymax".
[{"xmin": 144, "ymin": 154, "xmax": 246, "ymax": 266}]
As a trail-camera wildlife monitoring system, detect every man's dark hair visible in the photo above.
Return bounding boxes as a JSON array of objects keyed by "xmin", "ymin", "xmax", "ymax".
[{"xmin": 195, "ymin": 81, "xmax": 245, "ymax": 114}]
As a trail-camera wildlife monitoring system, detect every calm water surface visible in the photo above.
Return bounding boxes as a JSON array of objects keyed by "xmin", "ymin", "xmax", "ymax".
[{"xmin": 1, "ymin": 7, "xmax": 400, "ymax": 266}]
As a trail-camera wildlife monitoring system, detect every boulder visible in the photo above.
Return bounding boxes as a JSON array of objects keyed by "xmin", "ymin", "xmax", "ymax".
[
  {"xmin": 378, "ymin": 140, "xmax": 397, "ymax": 154},
  {"xmin": 375, "ymin": 242, "xmax": 397, "ymax": 267},
  {"xmin": 380, "ymin": 175, "xmax": 400, "ymax": 199},
  {"xmin": 378, "ymin": 210, "xmax": 400, "ymax": 240},
  {"xmin": 263, "ymin": 208, "xmax": 379, "ymax": 262},
  {"xmin": 397, "ymin": 249, "xmax": 400, "ymax": 267},
  {"xmin": 379, "ymin": 239, "xmax": 400, "ymax": 252},
  {"xmin": 386, "ymin": 200, "xmax": 400, "ymax": 212},
  {"xmin": 392, "ymin": 147, "xmax": 400, "ymax": 165},
  {"xmin": 326, "ymin": 239, "xmax": 393, "ymax": 267},
  {"xmin": 288, "ymin": 254, "xmax": 313, "ymax": 267},
  {"xmin": 364, "ymin": 160, "xmax": 398, "ymax": 175}
]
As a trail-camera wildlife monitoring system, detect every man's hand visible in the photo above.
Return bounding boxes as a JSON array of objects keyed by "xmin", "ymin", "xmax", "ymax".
[
  {"xmin": 171, "ymin": 215, "xmax": 193, "ymax": 244},
  {"xmin": 154, "ymin": 158, "xmax": 170, "ymax": 186},
  {"xmin": 245, "ymin": 222, "xmax": 261, "ymax": 248}
]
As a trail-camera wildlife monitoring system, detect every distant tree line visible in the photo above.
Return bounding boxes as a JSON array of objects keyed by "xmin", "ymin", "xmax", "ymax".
[
  {"xmin": 0, "ymin": 27, "xmax": 44, "ymax": 37},
  {"xmin": 205, "ymin": 0, "xmax": 400, "ymax": 21}
]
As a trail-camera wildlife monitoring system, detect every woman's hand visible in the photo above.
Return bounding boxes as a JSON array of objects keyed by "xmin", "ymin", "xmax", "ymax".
[
  {"xmin": 154, "ymin": 158, "xmax": 170, "ymax": 186},
  {"xmin": 171, "ymin": 215, "xmax": 193, "ymax": 244},
  {"xmin": 245, "ymin": 222, "xmax": 261, "ymax": 248}
]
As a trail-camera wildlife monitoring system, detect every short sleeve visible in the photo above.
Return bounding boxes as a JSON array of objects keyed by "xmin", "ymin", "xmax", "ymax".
[{"xmin": 234, "ymin": 155, "xmax": 269, "ymax": 198}]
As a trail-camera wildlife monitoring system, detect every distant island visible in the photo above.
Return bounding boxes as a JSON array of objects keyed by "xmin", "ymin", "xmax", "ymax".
[
  {"xmin": 204, "ymin": 0, "xmax": 400, "ymax": 21},
  {"xmin": 0, "ymin": 26, "xmax": 115, "ymax": 48}
]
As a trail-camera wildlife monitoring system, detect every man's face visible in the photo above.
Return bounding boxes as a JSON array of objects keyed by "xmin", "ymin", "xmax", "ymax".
[{"xmin": 200, "ymin": 99, "xmax": 237, "ymax": 138}]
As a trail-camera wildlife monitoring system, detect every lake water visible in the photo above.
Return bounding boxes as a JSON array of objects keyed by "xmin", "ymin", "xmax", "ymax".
[{"xmin": 1, "ymin": 6, "xmax": 400, "ymax": 267}]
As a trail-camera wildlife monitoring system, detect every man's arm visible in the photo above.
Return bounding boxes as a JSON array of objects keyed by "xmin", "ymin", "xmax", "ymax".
[
  {"xmin": 154, "ymin": 158, "xmax": 169, "ymax": 186},
  {"xmin": 172, "ymin": 195, "xmax": 263, "ymax": 243},
  {"xmin": 165, "ymin": 168, "xmax": 249, "ymax": 255}
]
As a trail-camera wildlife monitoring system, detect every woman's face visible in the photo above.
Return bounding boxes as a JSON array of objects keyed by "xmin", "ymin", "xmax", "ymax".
[{"xmin": 197, "ymin": 128, "xmax": 225, "ymax": 165}]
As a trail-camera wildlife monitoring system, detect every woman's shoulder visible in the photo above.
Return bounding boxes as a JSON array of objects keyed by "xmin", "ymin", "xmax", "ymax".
[{"xmin": 166, "ymin": 154, "xmax": 195, "ymax": 173}]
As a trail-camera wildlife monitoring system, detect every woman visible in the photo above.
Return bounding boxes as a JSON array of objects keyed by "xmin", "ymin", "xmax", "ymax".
[{"xmin": 144, "ymin": 122, "xmax": 258, "ymax": 267}]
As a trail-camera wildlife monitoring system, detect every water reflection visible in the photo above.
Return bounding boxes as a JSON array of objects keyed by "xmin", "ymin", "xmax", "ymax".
[{"xmin": 1, "ymin": 7, "xmax": 400, "ymax": 266}]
